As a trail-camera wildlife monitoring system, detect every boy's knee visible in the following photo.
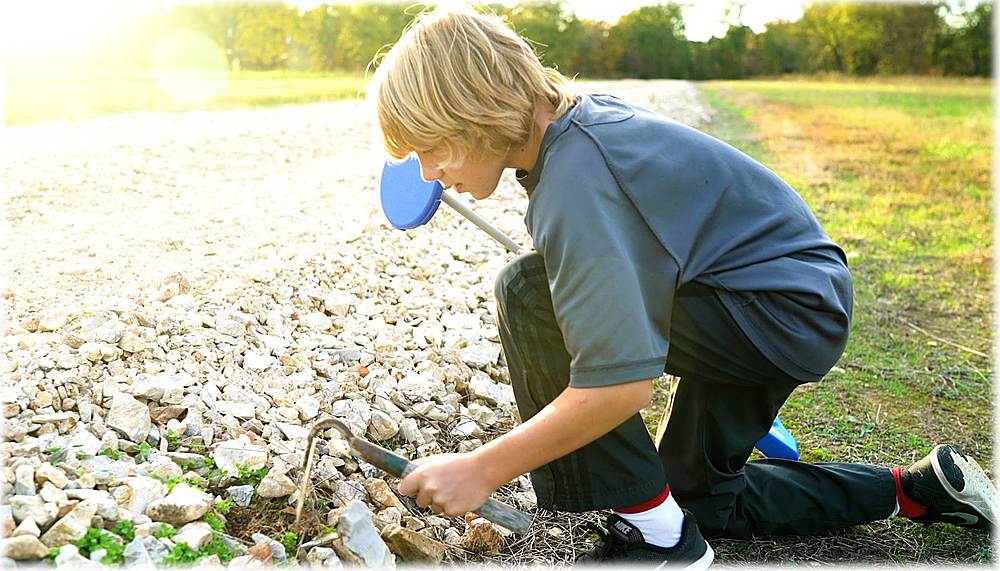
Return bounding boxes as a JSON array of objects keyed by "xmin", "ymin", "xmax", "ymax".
[{"xmin": 494, "ymin": 252, "xmax": 546, "ymax": 310}]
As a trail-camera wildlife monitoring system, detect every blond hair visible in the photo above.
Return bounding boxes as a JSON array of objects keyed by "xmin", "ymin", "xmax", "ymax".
[{"xmin": 367, "ymin": 7, "xmax": 576, "ymax": 169}]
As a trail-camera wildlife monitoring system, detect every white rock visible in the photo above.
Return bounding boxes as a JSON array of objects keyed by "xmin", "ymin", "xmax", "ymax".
[
  {"xmin": 35, "ymin": 463, "xmax": 68, "ymax": 489},
  {"xmin": 174, "ymin": 522, "xmax": 213, "ymax": 550},
  {"xmin": 41, "ymin": 498, "xmax": 98, "ymax": 547},
  {"xmin": 38, "ymin": 483, "xmax": 67, "ymax": 504},
  {"xmin": 10, "ymin": 518, "xmax": 40, "ymax": 539},
  {"xmin": 129, "ymin": 376, "xmax": 170, "ymax": 401},
  {"xmin": 214, "ymin": 318, "xmax": 245, "ymax": 338},
  {"xmin": 460, "ymin": 342, "xmax": 501, "ymax": 369},
  {"xmin": 107, "ymin": 393, "xmax": 151, "ymax": 442},
  {"xmin": 144, "ymin": 457, "xmax": 183, "ymax": 482},
  {"xmin": 242, "ymin": 351, "xmax": 273, "ymax": 371},
  {"xmin": 466, "ymin": 402, "xmax": 498, "ymax": 426},
  {"xmin": 212, "ymin": 435, "xmax": 268, "ymax": 475},
  {"xmin": 275, "ymin": 406, "xmax": 299, "ymax": 422},
  {"xmin": 306, "ymin": 546, "xmax": 336, "ymax": 567},
  {"xmin": 141, "ymin": 536, "xmax": 169, "ymax": 563},
  {"xmin": 450, "ymin": 419, "xmax": 482, "ymax": 439},
  {"xmin": 468, "ymin": 372, "xmax": 515, "ymax": 406},
  {"xmin": 37, "ymin": 309, "xmax": 70, "ymax": 332},
  {"xmin": 322, "ymin": 291, "xmax": 353, "ymax": 317},
  {"xmin": 0, "ymin": 535, "xmax": 49, "ymax": 560},
  {"xmin": 227, "ymin": 485, "xmax": 254, "ymax": 508},
  {"xmin": 330, "ymin": 399, "xmax": 372, "ymax": 437},
  {"xmin": 7, "ymin": 497, "xmax": 57, "ymax": 529},
  {"xmin": 300, "ymin": 312, "xmax": 332, "ymax": 331},
  {"xmin": 396, "ymin": 373, "xmax": 447, "ymax": 403},
  {"xmin": 114, "ymin": 477, "xmax": 168, "ymax": 516},
  {"xmin": 77, "ymin": 401, "xmax": 94, "ymax": 423},
  {"xmin": 70, "ymin": 430, "xmax": 102, "ymax": 457},
  {"xmin": 296, "ymin": 396, "xmax": 320, "ymax": 421},
  {"xmin": 90, "ymin": 496, "xmax": 119, "ymax": 521},
  {"xmin": 399, "ymin": 419, "xmax": 422, "ymax": 444},
  {"xmin": 79, "ymin": 342, "xmax": 121, "ymax": 362},
  {"xmin": 90, "ymin": 319, "xmax": 128, "ymax": 344},
  {"xmin": 367, "ymin": 411, "xmax": 399, "ymax": 441},
  {"xmin": 337, "ymin": 500, "xmax": 395, "ymax": 569},
  {"xmin": 64, "ymin": 489, "xmax": 110, "ymax": 502},
  {"xmin": 13, "ymin": 466, "xmax": 35, "ymax": 496},
  {"xmin": 0, "ymin": 506, "xmax": 13, "ymax": 538},
  {"xmin": 256, "ymin": 469, "xmax": 297, "ymax": 498},
  {"xmin": 123, "ymin": 536, "xmax": 152, "ymax": 567},
  {"xmin": 28, "ymin": 412, "xmax": 73, "ymax": 424},
  {"xmin": 145, "ymin": 484, "xmax": 211, "ymax": 526},
  {"xmin": 215, "ymin": 401, "xmax": 256, "ymax": 419},
  {"xmin": 118, "ymin": 332, "xmax": 146, "ymax": 353},
  {"xmin": 411, "ymin": 401, "xmax": 451, "ymax": 421},
  {"xmin": 276, "ymin": 423, "xmax": 310, "ymax": 441},
  {"xmin": 54, "ymin": 543, "xmax": 86, "ymax": 567}
]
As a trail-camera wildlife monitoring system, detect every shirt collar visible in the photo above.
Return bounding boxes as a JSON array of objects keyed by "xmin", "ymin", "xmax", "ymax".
[{"xmin": 515, "ymin": 95, "xmax": 582, "ymax": 195}]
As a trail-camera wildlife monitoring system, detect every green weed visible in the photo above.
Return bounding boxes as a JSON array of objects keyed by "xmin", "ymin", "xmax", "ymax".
[{"xmin": 73, "ymin": 528, "xmax": 126, "ymax": 565}]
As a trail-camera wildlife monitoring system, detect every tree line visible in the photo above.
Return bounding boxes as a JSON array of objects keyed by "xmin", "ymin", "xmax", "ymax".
[{"xmin": 59, "ymin": 1, "xmax": 994, "ymax": 78}]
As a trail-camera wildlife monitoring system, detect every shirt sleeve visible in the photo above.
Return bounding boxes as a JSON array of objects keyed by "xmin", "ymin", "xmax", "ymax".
[{"xmin": 529, "ymin": 143, "xmax": 680, "ymax": 388}]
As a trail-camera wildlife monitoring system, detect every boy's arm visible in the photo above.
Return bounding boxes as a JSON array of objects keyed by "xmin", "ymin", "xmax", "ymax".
[
  {"xmin": 398, "ymin": 378, "xmax": 653, "ymax": 516},
  {"xmin": 474, "ymin": 378, "xmax": 653, "ymax": 488}
]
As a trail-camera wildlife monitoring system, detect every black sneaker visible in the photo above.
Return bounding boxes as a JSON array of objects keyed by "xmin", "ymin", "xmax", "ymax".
[
  {"xmin": 900, "ymin": 444, "xmax": 997, "ymax": 531},
  {"xmin": 576, "ymin": 510, "xmax": 714, "ymax": 568}
]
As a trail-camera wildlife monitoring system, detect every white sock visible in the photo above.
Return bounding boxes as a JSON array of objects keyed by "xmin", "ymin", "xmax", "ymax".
[
  {"xmin": 614, "ymin": 492, "xmax": 685, "ymax": 548},
  {"xmin": 891, "ymin": 498, "xmax": 900, "ymax": 517}
]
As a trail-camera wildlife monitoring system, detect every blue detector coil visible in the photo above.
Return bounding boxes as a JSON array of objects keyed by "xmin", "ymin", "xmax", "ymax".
[
  {"xmin": 378, "ymin": 155, "xmax": 522, "ymax": 253},
  {"xmin": 379, "ymin": 155, "xmax": 443, "ymax": 230},
  {"xmin": 756, "ymin": 415, "xmax": 800, "ymax": 461}
]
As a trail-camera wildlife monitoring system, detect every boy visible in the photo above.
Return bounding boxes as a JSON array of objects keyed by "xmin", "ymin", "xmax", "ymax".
[{"xmin": 368, "ymin": 8, "xmax": 997, "ymax": 567}]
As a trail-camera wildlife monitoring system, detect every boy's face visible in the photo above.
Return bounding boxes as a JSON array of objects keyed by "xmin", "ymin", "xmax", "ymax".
[{"xmin": 415, "ymin": 148, "xmax": 506, "ymax": 201}]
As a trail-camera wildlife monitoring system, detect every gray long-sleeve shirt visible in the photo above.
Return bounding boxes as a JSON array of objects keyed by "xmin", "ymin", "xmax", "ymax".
[{"xmin": 515, "ymin": 93, "xmax": 853, "ymax": 387}]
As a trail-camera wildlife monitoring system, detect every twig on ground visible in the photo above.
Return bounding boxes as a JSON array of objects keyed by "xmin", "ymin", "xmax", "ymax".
[{"xmin": 900, "ymin": 318, "xmax": 989, "ymax": 358}]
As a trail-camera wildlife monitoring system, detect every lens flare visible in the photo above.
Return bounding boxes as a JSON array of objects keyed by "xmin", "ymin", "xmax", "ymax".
[{"xmin": 152, "ymin": 29, "xmax": 228, "ymax": 106}]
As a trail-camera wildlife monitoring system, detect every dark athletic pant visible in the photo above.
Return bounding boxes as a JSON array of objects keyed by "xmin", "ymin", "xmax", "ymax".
[{"xmin": 494, "ymin": 252, "xmax": 897, "ymax": 539}]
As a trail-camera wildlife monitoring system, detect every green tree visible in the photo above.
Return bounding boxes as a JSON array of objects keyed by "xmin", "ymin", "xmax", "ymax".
[
  {"xmin": 166, "ymin": 3, "xmax": 241, "ymax": 70},
  {"xmin": 746, "ymin": 20, "xmax": 804, "ymax": 75},
  {"xmin": 506, "ymin": 1, "xmax": 583, "ymax": 73},
  {"xmin": 230, "ymin": 3, "xmax": 302, "ymax": 70},
  {"xmin": 935, "ymin": 1, "xmax": 992, "ymax": 76},
  {"xmin": 335, "ymin": 2, "xmax": 416, "ymax": 73},
  {"xmin": 300, "ymin": 4, "xmax": 350, "ymax": 71},
  {"xmin": 576, "ymin": 19, "xmax": 615, "ymax": 77},
  {"xmin": 610, "ymin": 4, "xmax": 690, "ymax": 79}
]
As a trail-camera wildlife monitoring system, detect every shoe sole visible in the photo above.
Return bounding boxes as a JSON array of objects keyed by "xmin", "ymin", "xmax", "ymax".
[
  {"xmin": 653, "ymin": 543, "xmax": 714, "ymax": 570},
  {"xmin": 931, "ymin": 444, "xmax": 998, "ymax": 530}
]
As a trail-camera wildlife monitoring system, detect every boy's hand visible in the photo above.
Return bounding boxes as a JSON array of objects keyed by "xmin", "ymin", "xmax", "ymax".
[{"xmin": 398, "ymin": 452, "xmax": 497, "ymax": 518}]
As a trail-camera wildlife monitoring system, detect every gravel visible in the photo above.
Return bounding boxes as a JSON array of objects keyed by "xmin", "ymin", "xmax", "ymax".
[{"xmin": 1, "ymin": 79, "xmax": 711, "ymax": 567}]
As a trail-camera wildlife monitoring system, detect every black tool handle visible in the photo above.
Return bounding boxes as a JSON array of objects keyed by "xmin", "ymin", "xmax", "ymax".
[{"xmin": 351, "ymin": 439, "xmax": 533, "ymax": 534}]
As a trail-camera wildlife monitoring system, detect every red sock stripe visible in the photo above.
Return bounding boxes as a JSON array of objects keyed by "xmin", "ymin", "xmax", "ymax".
[
  {"xmin": 615, "ymin": 485, "xmax": 671, "ymax": 514},
  {"xmin": 891, "ymin": 466, "xmax": 928, "ymax": 518}
]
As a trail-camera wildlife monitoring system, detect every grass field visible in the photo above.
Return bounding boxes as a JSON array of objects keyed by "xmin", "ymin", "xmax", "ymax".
[
  {"xmin": 665, "ymin": 77, "xmax": 993, "ymax": 564},
  {"xmin": 3, "ymin": 70, "xmax": 367, "ymax": 125}
]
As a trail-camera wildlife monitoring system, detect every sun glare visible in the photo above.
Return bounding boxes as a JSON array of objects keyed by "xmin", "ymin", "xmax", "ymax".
[
  {"xmin": 1, "ymin": 2, "xmax": 127, "ymax": 67},
  {"xmin": 152, "ymin": 29, "xmax": 230, "ymax": 106}
]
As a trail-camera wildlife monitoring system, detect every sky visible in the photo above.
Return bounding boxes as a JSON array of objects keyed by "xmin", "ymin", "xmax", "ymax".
[
  {"xmin": 288, "ymin": 0, "xmax": 809, "ymax": 41},
  {"xmin": 0, "ymin": 0, "xmax": 984, "ymax": 57}
]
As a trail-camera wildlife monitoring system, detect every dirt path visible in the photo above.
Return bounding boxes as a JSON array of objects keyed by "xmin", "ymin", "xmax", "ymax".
[{"xmin": 2, "ymin": 80, "xmax": 711, "ymax": 318}]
